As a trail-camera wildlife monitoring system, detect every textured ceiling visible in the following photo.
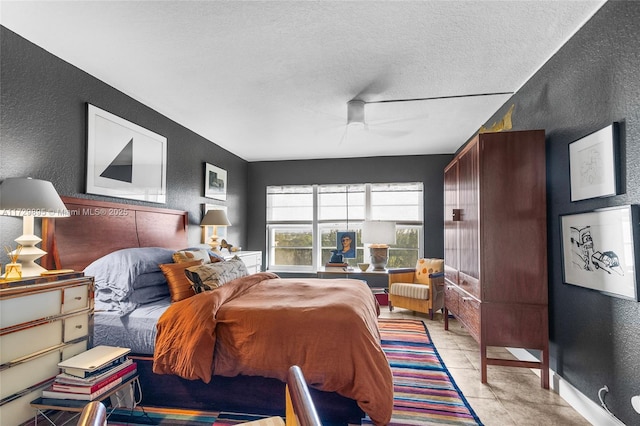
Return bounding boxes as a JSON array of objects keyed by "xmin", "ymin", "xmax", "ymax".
[{"xmin": 1, "ymin": 1, "xmax": 606, "ymax": 161}]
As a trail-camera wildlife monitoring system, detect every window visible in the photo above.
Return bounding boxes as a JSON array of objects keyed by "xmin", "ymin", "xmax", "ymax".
[{"xmin": 266, "ymin": 183, "xmax": 423, "ymax": 271}]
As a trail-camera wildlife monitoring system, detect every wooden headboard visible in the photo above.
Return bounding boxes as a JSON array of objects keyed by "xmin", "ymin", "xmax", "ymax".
[{"xmin": 42, "ymin": 197, "xmax": 189, "ymax": 271}]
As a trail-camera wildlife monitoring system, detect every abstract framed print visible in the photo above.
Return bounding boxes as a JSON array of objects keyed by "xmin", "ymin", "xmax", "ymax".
[{"xmin": 86, "ymin": 104, "xmax": 167, "ymax": 203}]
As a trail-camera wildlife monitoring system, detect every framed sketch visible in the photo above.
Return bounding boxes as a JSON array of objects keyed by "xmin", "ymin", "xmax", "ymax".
[
  {"xmin": 561, "ymin": 205, "xmax": 639, "ymax": 301},
  {"xmin": 205, "ymin": 163, "xmax": 227, "ymax": 201},
  {"xmin": 86, "ymin": 104, "xmax": 167, "ymax": 203},
  {"xmin": 569, "ymin": 123, "xmax": 618, "ymax": 202},
  {"xmin": 337, "ymin": 231, "xmax": 356, "ymax": 259}
]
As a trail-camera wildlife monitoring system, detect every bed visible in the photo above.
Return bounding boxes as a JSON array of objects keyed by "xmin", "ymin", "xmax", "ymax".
[{"xmin": 42, "ymin": 197, "xmax": 393, "ymax": 425}]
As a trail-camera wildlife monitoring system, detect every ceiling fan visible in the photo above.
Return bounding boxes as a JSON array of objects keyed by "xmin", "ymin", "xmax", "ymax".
[
  {"xmin": 337, "ymin": 91, "xmax": 514, "ymax": 145},
  {"xmin": 338, "ymin": 99, "xmax": 414, "ymax": 145}
]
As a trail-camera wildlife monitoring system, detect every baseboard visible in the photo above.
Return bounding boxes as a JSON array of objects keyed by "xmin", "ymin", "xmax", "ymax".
[{"xmin": 507, "ymin": 348, "xmax": 626, "ymax": 426}]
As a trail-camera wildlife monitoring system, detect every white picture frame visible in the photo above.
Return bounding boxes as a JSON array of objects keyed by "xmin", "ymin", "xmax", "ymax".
[
  {"xmin": 204, "ymin": 163, "xmax": 227, "ymax": 201},
  {"xmin": 561, "ymin": 205, "xmax": 639, "ymax": 301},
  {"xmin": 569, "ymin": 123, "xmax": 617, "ymax": 202},
  {"xmin": 86, "ymin": 104, "xmax": 167, "ymax": 203}
]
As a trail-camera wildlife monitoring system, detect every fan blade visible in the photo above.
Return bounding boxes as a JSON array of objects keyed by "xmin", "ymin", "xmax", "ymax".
[
  {"xmin": 367, "ymin": 127, "xmax": 413, "ymax": 138},
  {"xmin": 337, "ymin": 125, "xmax": 349, "ymax": 145},
  {"xmin": 370, "ymin": 113, "xmax": 429, "ymax": 127},
  {"xmin": 370, "ymin": 91, "xmax": 514, "ymax": 104}
]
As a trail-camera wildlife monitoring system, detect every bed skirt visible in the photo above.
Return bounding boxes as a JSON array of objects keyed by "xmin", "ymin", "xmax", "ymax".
[{"xmin": 131, "ymin": 356, "xmax": 364, "ymax": 424}]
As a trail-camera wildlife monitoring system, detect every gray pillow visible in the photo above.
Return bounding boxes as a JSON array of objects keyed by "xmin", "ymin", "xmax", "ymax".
[{"xmin": 185, "ymin": 256, "xmax": 249, "ymax": 293}]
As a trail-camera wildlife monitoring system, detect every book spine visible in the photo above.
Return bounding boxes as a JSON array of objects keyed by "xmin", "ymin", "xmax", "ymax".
[
  {"xmin": 62, "ymin": 355, "xmax": 127, "ymax": 378},
  {"xmin": 56, "ymin": 359, "xmax": 134, "ymax": 385},
  {"xmin": 43, "ymin": 372, "xmax": 136, "ymax": 400},
  {"xmin": 52, "ymin": 363, "xmax": 137, "ymax": 394}
]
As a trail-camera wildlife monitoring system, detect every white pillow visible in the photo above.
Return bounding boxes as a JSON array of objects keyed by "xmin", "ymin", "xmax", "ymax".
[{"xmin": 172, "ymin": 249, "xmax": 211, "ymax": 264}]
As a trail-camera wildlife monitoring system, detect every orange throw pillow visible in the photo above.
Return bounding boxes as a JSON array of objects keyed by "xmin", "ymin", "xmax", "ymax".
[{"xmin": 159, "ymin": 260, "xmax": 203, "ymax": 302}]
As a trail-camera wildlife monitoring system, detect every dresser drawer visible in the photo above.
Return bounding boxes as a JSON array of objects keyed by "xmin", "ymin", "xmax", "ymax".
[
  {"xmin": 62, "ymin": 283, "xmax": 90, "ymax": 313},
  {"xmin": 0, "ymin": 350, "xmax": 60, "ymax": 400},
  {"xmin": 0, "ymin": 320, "xmax": 63, "ymax": 365},
  {"xmin": 64, "ymin": 312, "xmax": 89, "ymax": 342},
  {"xmin": 0, "ymin": 387, "xmax": 45, "ymax": 426},
  {"xmin": 444, "ymin": 282, "xmax": 460, "ymax": 315},
  {"xmin": 62, "ymin": 340, "xmax": 89, "ymax": 361},
  {"xmin": 458, "ymin": 294, "xmax": 481, "ymax": 341},
  {"xmin": 0, "ymin": 290, "xmax": 61, "ymax": 329}
]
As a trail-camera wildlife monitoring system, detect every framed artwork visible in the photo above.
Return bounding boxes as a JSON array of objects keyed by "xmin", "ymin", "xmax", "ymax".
[
  {"xmin": 560, "ymin": 205, "xmax": 639, "ymax": 301},
  {"xmin": 205, "ymin": 163, "xmax": 227, "ymax": 201},
  {"xmin": 569, "ymin": 123, "xmax": 618, "ymax": 202},
  {"xmin": 86, "ymin": 104, "xmax": 167, "ymax": 203},
  {"xmin": 337, "ymin": 231, "xmax": 356, "ymax": 259},
  {"xmin": 202, "ymin": 203, "xmax": 228, "ymax": 242}
]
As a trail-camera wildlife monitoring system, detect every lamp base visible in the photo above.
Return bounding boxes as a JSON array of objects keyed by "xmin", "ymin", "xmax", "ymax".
[
  {"xmin": 13, "ymin": 216, "xmax": 48, "ymax": 278},
  {"xmin": 208, "ymin": 235, "xmax": 222, "ymax": 254},
  {"xmin": 369, "ymin": 246, "xmax": 389, "ymax": 271}
]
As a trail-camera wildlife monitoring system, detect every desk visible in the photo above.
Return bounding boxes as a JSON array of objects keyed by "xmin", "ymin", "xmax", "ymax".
[
  {"xmin": 317, "ymin": 268, "xmax": 414, "ymax": 305},
  {"xmin": 30, "ymin": 375, "xmax": 139, "ymax": 426}
]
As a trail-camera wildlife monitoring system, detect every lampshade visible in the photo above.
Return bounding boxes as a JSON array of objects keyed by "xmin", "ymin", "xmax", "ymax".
[
  {"xmin": 0, "ymin": 177, "xmax": 69, "ymax": 278},
  {"xmin": 200, "ymin": 209, "xmax": 231, "ymax": 226},
  {"xmin": 362, "ymin": 221, "xmax": 396, "ymax": 245},
  {"xmin": 0, "ymin": 177, "xmax": 69, "ymax": 217}
]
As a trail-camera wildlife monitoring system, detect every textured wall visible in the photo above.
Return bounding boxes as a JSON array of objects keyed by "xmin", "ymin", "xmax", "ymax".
[
  {"xmin": 247, "ymin": 154, "xmax": 453, "ymax": 262},
  {"xmin": 481, "ymin": 2, "xmax": 640, "ymax": 423},
  {"xmin": 0, "ymin": 27, "xmax": 249, "ymax": 265}
]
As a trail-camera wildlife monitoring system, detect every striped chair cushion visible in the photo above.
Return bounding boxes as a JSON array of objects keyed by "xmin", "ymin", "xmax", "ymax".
[{"xmin": 390, "ymin": 283, "xmax": 430, "ymax": 300}]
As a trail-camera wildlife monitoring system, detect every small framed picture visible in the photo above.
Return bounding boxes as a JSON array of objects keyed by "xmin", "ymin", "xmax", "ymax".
[
  {"xmin": 204, "ymin": 163, "xmax": 227, "ymax": 201},
  {"xmin": 336, "ymin": 231, "xmax": 356, "ymax": 259},
  {"xmin": 569, "ymin": 123, "xmax": 618, "ymax": 202},
  {"xmin": 560, "ymin": 205, "xmax": 639, "ymax": 301}
]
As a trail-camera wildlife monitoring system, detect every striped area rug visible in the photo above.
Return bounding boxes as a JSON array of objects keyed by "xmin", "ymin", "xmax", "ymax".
[
  {"xmin": 110, "ymin": 319, "xmax": 481, "ymax": 425},
  {"xmin": 366, "ymin": 318, "xmax": 483, "ymax": 425}
]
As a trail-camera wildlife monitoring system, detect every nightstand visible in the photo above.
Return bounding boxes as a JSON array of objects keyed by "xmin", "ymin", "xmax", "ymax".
[
  {"xmin": 223, "ymin": 251, "xmax": 263, "ymax": 274},
  {"xmin": 0, "ymin": 272, "xmax": 94, "ymax": 426},
  {"xmin": 317, "ymin": 267, "xmax": 414, "ymax": 306}
]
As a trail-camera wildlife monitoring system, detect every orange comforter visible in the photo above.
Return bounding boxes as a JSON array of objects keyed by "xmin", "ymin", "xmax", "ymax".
[{"xmin": 153, "ymin": 272, "xmax": 393, "ymax": 425}]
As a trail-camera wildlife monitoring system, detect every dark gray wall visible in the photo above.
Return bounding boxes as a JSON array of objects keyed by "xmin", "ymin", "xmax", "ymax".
[
  {"xmin": 0, "ymin": 27, "xmax": 249, "ymax": 265},
  {"xmin": 480, "ymin": 2, "xmax": 640, "ymax": 423},
  {"xmin": 247, "ymin": 155, "xmax": 453, "ymax": 264},
  {"xmin": 2, "ymin": 1, "xmax": 640, "ymax": 422}
]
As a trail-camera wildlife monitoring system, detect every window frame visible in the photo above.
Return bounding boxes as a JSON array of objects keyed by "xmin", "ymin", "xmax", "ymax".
[{"xmin": 266, "ymin": 183, "xmax": 423, "ymax": 272}]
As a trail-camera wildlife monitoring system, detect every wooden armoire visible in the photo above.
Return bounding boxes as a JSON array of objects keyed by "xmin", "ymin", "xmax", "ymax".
[{"xmin": 443, "ymin": 129, "xmax": 549, "ymax": 388}]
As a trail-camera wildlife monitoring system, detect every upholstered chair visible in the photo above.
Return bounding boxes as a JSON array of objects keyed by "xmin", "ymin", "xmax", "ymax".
[{"xmin": 388, "ymin": 258, "xmax": 445, "ymax": 320}]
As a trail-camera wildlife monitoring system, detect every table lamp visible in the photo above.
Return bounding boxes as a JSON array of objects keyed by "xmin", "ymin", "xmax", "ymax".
[
  {"xmin": 0, "ymin": 177, "xmax": 69, "ymax": 278},
  {"xmin": 362, "ymin": 220, "xmax": 396, "ymax": 270},
  {"xmin": 200, "ymin": 209, "xmax": 231, "ymax": 253}
]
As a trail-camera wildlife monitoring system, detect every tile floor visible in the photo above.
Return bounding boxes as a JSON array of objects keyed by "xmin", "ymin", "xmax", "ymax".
[
  {"xmin": 25, "ymin": 308, "xmax": 592, "ymax": 426},
  {"xmin": 379, "ymin": 307, "xmax": 591, "ymax": 426}
]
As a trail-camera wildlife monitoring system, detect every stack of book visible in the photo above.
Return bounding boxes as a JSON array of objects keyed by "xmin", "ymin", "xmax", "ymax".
[
  {"xmin": 324, "ymin": 262, "xmax": 349, "ymax": 271},
  {"xmin": 41, "ymin": 345, "xmax": 136, "ymax": 402}
]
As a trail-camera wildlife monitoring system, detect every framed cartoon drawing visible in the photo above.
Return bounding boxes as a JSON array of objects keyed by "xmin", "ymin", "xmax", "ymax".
[{"xmin": 561, "ymin": 205, "xmax": 639, "ymax": 301}]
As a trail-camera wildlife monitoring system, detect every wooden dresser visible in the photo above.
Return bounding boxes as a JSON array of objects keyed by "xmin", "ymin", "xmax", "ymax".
[
  {"xmin": 443, "ymin": 130, "xmax": 549, "ymax": 388},
  {"xmin": 0, "ymin": 272, "xmax": 94, "ymax": 425}
]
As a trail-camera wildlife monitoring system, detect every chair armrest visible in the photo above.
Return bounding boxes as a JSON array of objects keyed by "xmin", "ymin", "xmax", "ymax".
[{"xmin": 428, "ymin": 271, "xmax": 444, "ymax": 279}]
